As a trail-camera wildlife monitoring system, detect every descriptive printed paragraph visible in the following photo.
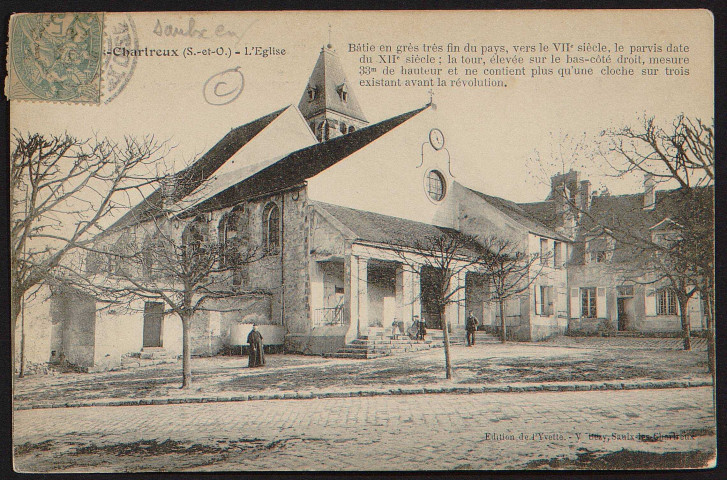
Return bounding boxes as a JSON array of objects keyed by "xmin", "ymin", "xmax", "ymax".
[{"xmin": 350, "ymin": 41, "xmax": 692, "ymax": 89}]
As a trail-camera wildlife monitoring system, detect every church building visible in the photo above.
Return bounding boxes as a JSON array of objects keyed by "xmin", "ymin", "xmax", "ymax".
[{"xmin": 15, "ymin": 42, "xmax": 705, "ymax": 372}]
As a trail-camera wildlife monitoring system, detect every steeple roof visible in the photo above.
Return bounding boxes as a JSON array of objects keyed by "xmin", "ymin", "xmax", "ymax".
[{"xmin": 298, "ymin": 44, "xmax": 368, "ymax": 123}]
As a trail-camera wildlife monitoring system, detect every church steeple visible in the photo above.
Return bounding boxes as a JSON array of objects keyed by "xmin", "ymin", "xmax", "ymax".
[{"xmin": 298, "ymin": 43, "xmax": 368, "ymax": 142}]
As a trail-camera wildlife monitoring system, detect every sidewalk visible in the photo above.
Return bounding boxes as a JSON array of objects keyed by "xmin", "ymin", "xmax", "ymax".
[{"xmin": 13, "ymin": 337, "xmax": 712, "ymax": 411}]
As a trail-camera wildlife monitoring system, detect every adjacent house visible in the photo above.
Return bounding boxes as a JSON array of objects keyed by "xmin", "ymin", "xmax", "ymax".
[{"xmin": 521, "ymin": 170, "xmax": 710, "ymax": 335}]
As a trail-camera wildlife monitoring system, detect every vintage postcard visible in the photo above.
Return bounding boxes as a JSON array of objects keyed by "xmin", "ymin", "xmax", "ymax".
[{"xmin": 8, "ymin": 10, "xmax": 715, "ymax": 472}]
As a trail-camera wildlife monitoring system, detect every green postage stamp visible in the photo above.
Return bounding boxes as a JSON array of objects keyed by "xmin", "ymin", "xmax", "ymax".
[{"xmin": 8, "ymin": 13, "xmax": 104, "ymax": 103}]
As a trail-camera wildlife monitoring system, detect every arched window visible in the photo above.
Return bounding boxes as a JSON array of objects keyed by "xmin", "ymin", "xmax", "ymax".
[
  {"xmin": 141, "ymin": 234, "xmax": 160, "ymax": 278},
  {"xmin": 340, "ymin": 122, "xmax": 348, "ymax": 134},
  {"xmin": 86, "ymin": 250, "xmax": 103, "ymax": 275},
  {"xmin": 218, "ymin": 206, "xmax": 246, "ymax": 267},
  {"xmin": 182, "ymin": 216, "xmax": 209, "ymax": 261},
  {"xmin": 262, "ymin": 202, "xmax": 280, "ymax": 255},
  {"xmin": 348, "ymin": 126, "xmax": 356, "ymax": 133}
]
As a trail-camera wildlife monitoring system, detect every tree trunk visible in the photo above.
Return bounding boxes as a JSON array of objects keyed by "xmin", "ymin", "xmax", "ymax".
[
  {"xmin": 11, "ymin": 290, "xmax": 23, "ymax": 377},
  {"xmin": 704, "ymin": 294, "xmax": 715, "ymax": 376},
  {"xmin": 181, "ymin": 315, "xmax": 192, "ymax": 389},
  {"xmin": 19, "ymin": 298, "xmax": 26, "ymax": 378},
  {"xmin": 678, "ymin": 296, "xmax": 691, "ymax": 351},
  {"xmin": 440, "ymin": 306, "xmax": 453, "ymax": 380},
  {"xmin": 499, "ymin": 299, "xmax": 506, "ymax": 343}
]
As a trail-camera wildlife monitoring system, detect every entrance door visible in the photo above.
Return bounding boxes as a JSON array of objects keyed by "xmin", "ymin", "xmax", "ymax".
[
  {"xmin": 617, "ymin": 298, "xmax": 631, "ymax": 331},
  {"xmin": 420, "ymin": 266, "xmax": 442, "ymax": 329},
  {"xmin": 143, "ymin": 302, "xmax": 164, "ymax": 348}
]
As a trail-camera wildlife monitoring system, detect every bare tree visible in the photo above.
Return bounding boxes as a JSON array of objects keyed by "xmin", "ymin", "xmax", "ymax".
[
  {"xmin": 10, "ymin": 132, "xmax": 165, "ymax": 376},
  {"xmin": 603, "ymin": 115, "xmax": 714, "ymax": 360},
  {"xmin": 392, "ymin": 231, "xmax": 481, "ymax": 380},
  {"xmin": 84, "ymin": 207, "xmax": 265, "ymax": 389},
  {"xmin": 606, "ymin": 114, "xmax": 713, "ymax": 188},
  {"xmin": 531, "ymin": 115, "xmax": 713, "ymax": 366},
  {"xmin": 477, "ymin": 236, "xmax": 543, "ymax": 343}
]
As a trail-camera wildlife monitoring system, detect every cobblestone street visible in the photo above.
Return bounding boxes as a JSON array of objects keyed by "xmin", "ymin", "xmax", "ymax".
[{"xmin": 14, "ymin": 387, "xmax": 715, "ymax": 472}]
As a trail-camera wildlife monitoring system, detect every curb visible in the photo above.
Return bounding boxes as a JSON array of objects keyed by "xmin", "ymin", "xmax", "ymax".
[{"xmin": 13, "ymin": 379, "xmax": 712, "ymax": 411}]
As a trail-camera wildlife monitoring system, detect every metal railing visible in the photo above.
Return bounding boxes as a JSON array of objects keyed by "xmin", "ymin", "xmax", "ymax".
[{"xmin": 313, "ymin": 300, "xmax": 345, "ymax": 326}]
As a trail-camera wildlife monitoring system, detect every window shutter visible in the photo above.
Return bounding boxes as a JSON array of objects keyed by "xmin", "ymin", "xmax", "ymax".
[
  {"xmin": 547, "ymin": 286, "xmax": 555, "ymax": 316},
  {"xmin": 534, "ymin": 286, "xmax": 540, "ymax": 315},
  {"xmin": 645, "ymin": 288, "xmax": 656, "ymax": 316},
  {"xmin": 596, "ymin": 287, "xmax": 607, "ymax": 318},
  {"xmin": 570, "ymin": 288, "xmax": 581, "ymax": 318}
]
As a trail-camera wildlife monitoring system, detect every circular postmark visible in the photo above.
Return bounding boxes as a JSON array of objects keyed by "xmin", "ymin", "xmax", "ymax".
[
  {"xmin": 10, "ymin": 13, "xmax": 103, "ymax": 102},
  {"xmin": 203, "ymin": 67, "xmax": 244, "ymax": 106},
  {"xmin": 102, "ymin": 15, "xmax": 138, "ymax": 104}
]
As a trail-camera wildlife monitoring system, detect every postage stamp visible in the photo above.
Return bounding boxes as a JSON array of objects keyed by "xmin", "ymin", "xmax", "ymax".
[{"xmin": 8, "ymin": 13, "xmax": 104, "ymax": 103}]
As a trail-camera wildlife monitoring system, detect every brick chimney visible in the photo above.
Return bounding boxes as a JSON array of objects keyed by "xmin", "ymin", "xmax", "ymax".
[
  {"xmin": 643, "ymin": 173, "xmax": 656, "ymax": 210},
  {"xmin": 579, "ymin": 180, "xmax": 591, "ymax": 213}
]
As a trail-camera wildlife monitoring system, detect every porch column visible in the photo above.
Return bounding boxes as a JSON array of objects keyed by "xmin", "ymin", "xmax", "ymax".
[
  {"xmin": 444, "ymin": 270, "xmax": 466, "ymax": 329},
  {"xmin": 411, "ymin": 266, "xmax": 422, "ymax": 324},
  {"xmin": 344, "ymin": 255, "xmax": 357, "ymax": 343},
  {"xmin": 356, "ymin": 256, "xmax": 369, "ymax": 337},
  {"xmin": 398, "ymin": 266, "xmax": 415, "ymax": 328},
  {"xmin": 395, "ymin": 265, "xmax": 404, "ymax": 322},
  {"xmin": 457, "ymin": 270, "xmax": 466, "ymax": 327}
]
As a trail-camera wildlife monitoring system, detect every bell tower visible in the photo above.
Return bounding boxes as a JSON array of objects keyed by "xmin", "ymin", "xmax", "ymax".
[{"xmin": 298, "ymin": 42, "xmax": 369, "ymax": 142}]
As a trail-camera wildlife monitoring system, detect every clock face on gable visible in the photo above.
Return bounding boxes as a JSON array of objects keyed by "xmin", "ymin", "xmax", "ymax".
[{"xmin": 429, "ymin": 128, "xmax": 445, "ymax": 150}]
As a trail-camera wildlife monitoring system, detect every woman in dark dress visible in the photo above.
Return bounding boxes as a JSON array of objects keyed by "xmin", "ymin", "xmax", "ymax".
[{"xmin": 247, "ymin": 324, "xmax": 265, "ymax": 367}]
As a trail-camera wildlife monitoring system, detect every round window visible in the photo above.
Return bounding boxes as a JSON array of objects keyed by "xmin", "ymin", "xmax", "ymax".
[{"xmin": 425, "ymin": 170, "xmax": 446, "ymax": 202}]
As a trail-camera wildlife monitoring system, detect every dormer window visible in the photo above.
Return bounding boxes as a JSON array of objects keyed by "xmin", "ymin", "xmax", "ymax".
[
  {"xmin": 337, "ymin": 83, "xmax": 348, "ymax": 102},
  {"xmin": 585, "ymin": 235, "xmax": 614, "ymax": 264},
  {"xmin": 306, "ymin": 85, "xmax": 317, "ymax": 101}
]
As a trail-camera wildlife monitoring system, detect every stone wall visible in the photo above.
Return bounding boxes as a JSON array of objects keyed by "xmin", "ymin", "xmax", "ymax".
[
  {"xmin": 281, "ymin": 187, "xmax": 312, "ymax": 350},
  {"xmin": 13, "ymin": 285, "xmax": 54, "ymax": 371},
  {"xmin": 57, "ymin": 291, "xmax": 97, "ymax": 368}
]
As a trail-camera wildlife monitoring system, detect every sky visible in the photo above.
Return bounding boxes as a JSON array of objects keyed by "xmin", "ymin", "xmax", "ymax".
[{"xmin": 11, "ymin": 10, "xmax": 714, "ymax": 205}]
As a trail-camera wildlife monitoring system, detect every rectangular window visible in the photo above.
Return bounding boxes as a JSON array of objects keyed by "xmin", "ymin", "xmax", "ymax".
[
  {"xmin": 617, "ymin": 285, "xmax": 634, "ymax": 297},
  {"xmin": 657, "ymin": 289, "xmax": 678, "ymax": 315},
  {"xmin": 553, "ymin": 241, "xmax": 562, "ymax": 268},
  {"xmin": 581, "ymin": 287, "xmax": 597, "ymax": 318},
  {"xmin": 540, "ymin": 238, "xmax": 548, "ymax": 264},
  {"xmin": 536, "ymin": 286, "xmax": 554, "ymax": 316}
]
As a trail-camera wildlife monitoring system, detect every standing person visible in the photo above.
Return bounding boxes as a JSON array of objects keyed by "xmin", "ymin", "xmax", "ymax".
[
  {"xmin": 247, "ymin": 324, "xmax": 265, "ymax": 367},
  {"xmin": 416, "ymin": 315, "xmax": 426, "ymax": 340},
  {"xmin": 466, "ymin": 311, "xmax": 479, "ymax": 347}
]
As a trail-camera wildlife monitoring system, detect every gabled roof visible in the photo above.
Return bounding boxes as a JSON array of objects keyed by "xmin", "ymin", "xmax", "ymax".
[
  {"xmin": 185, "ymin": 105, "xmax": 428, "ymax": 215},
  {"xmin": 572, "ymin": 186, "xmax": 713, "ymax": 264},
  {"xmin": 464, "ymin": 188, "xmax": 570, "ymax": 242},
  {"xmin": 108, "ymin": 107, "xmax": 288, "ymax": 231},
  {"xmin": 313, "ymin": 201, "xmax": 454, "ymax": 248},
  {"xmin": 312, "ymin": 201, "xmax": 484, "ymax": 258},
  {"xmin": 298, "ymin": 44, "xmax": 367, "ymax": 123}
]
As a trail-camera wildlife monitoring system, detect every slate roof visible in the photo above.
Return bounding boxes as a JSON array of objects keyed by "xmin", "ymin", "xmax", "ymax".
[
  {"xmin": 571, "ymin": 187, "xmax": 713, "ymax": 264},
  {"xmin": 108, "ymin": 107, "xmax": 288, "ymax": 231},
  {"xmin": 518, "ymin": 200, "xmax": 561, "ymax": 230},
  {"xmin": 313, "ymin": 201, "xmax": 483, "ymax": 257},
  {"xmin": 464, "ymin": 188, "xmax": 570, "ymax": 242},
  {"xmin": 185, "ymin": 105, "xmax": 428, "ymax": 215},
  {"xmin": 314, "ymin": 201, "xmax": 454, "ymax": 247},
  {"xmin": 298, "ymin": 44, "xmax": 368, "ymax": 123}
]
